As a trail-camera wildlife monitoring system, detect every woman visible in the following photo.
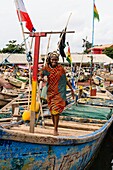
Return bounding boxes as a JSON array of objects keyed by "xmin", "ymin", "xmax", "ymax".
[{"xmin": 39, "ymin": 51, "xmax": 74, "ymax": 136}]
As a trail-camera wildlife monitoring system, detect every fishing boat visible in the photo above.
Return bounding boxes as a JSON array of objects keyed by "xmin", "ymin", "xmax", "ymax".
[
  {"xmin": 0, "ymin": 91, "xmax": 18, "ymax": 99},
  {"xmin": 92, "ymin": 75, "xmax": 104, "ymax": 86},
  {"xmin": 7, "ymin": 76, "xmax": 24, "ymax": 88},
  {"xmin": 0, "ymin": 98, "xmax": 12, "ymax": 108},
  {"xmin": 1, "ymin": 1, "xmax": 111, "ymax": 168},
  {"xmin": 0, "ymin": 91, "xmax": 17, "ymax": 108},
  {"xmin": 0, "ymin": 98, "xmax": 113, "ymax": 169},
  {"xmin": 16, "ymin": 75, "xmax": 28, "ymax": 83},
  {"xmin": 106, "ymin": 87, "xmax": 113, "ymax": 100}
]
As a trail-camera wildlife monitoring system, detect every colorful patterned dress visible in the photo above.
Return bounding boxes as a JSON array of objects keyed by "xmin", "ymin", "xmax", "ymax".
[{"xmin": 41, "ymin": 64, "xmax": 66, "ymax": 115}]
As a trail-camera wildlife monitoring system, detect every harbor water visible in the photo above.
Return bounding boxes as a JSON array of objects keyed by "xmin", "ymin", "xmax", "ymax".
[{"xmin": 87, "ymin": 122, "xmax": 113, "ymax": 170}]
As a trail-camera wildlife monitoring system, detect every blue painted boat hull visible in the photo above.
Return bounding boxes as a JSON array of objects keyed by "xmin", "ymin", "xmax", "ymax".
[{"xmin": 0, "ymin": 116, "xmax": 112, "ymax": 170}]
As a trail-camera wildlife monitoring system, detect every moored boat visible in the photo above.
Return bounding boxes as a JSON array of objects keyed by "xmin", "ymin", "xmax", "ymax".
[
  {"xmin": 0, "ymin": 98, "xmax": 12, "ymax": 108},
  {"xmin": 7, "ymin": 76, "xmax": 24, "ymax": 88},
  {"xmin": 16, "ymin": 75, "xmax": 28, "ymax": 83},
  {"xmin": 0, "ymin": 92, "xmax": 18, "ymax": 99},
  {"xmin": 0, "ymin": 101, "xmax": 112, "ymax": 169}
]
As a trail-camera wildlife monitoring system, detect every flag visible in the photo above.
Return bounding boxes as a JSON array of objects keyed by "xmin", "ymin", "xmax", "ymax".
[
  {"xmin": 59, "ymin": 28, "xmax": 66, "ymax": 62},
  {"xmin": 94, "ymin": 3, "xmax": 100, "ymax": 21},
  {"xmin": 14, "ymin": 0, "xmax": 35, "ymax": 32},
  {"xmin": 66, "ymin": 42, "xmax": 72, "ymax": 65}
]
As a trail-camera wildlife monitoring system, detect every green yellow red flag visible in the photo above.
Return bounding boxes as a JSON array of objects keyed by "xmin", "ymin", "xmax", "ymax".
[
  {"xmin": 66, "ymin": 43, "xmax": 72, "ymax": 65},
  {"xmin": 94, "ymin": 3, "xmax": 100, "ymax": 21}
]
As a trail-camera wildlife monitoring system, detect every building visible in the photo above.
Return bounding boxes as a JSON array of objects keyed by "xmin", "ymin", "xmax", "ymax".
[
  {"xmin": 88, "ymin": 44, "xmax": 113, "ymax": 54},
  {"xmin": 0, "ymin": 53, "xmax": 113, "ymax": 66}
]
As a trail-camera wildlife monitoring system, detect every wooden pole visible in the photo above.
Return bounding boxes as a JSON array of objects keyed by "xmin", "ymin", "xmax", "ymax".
[
  {"xmin": 92, "ymin": 0, "xmax": 95, "ymax": 47},
  {"xmin": 90, "ymin": 0, "xmax": 95, "ymax": 89},
  {"xmin": 15, "ymin": 0, "xmax": 28, "ymax": 52},
  {"xmin": 57, "ymin": 13, "xmax": 73, "ymax": 50},
  {"xmin": 30, "ymin": 32, "xmax": 46, "ymax": 133},
  {"xmin": 44, "ymin": 34, "xmax": 51, "ymax": 66}
]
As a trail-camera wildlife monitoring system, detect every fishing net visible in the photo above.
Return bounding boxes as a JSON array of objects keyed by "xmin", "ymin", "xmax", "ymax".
[{"xmin": 61, "ymin": 103, "xmax": 113, "ymax": 120}]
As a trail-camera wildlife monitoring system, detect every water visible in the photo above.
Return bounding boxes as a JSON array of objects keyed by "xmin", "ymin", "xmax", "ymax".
[{"xmin": 87, "ymin": 122, "xmax": 113, "ymax": 170}]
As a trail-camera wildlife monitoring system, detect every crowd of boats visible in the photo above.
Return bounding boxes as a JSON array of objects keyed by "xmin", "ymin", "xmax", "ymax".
[{"xmin": 0, "ymin": 63, "xmax": 113, "ymax": 169}]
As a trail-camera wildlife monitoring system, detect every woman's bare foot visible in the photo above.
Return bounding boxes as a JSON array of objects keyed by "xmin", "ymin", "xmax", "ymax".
[{"xmin": 53, "ymin": 130, "xmax": 59, "ymax": 136}]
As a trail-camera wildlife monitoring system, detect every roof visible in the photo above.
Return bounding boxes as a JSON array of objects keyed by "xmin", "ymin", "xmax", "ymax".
[
  {"xmin": 89, "ymin": 44, "xmax": 113, "ymax": 50},
  {"xmin": 58, "ymin": 53, "xmax": 113, "ymax": 64},
  {"xmin": 0, "ymin": 53, "xmax": 113, "ymax": 65},
  {"xmin": 0, "ymin": 53, "xmax": 42, "ymax": 64}
]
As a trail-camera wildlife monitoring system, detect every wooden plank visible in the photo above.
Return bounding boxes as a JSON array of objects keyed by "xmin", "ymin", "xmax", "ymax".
[
  {"xmin": 30, "ymin": 111, "xmax": 35, "ymax": 133},
  {"xmin": 11, "ymin": 124, "xmax": 93, "ymax": 136},
  {"xmin": 0, "ymin": 118, "xmax": 12, "ymax": 122},
  {"xmin": 13, "ymin": 107, "xmax": 20, "ymax": 116},
  {"xmin": 34, "ymin": 118, "xmax": 102, "ymax": 131}
]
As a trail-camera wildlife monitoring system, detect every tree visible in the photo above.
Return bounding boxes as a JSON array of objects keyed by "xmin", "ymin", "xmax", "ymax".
[
  {"xmin": 0, "ymin": 40, "xmax": 25, "ymax": 54},
  {"xmin": 103, "ymin": 47, "xmax": 113, "ymax": 59}
]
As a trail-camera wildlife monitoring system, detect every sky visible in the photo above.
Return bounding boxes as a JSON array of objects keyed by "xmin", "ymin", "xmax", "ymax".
[{"xmin": 0, "ymin": 0, "xmax": 113, "ymax": 55}]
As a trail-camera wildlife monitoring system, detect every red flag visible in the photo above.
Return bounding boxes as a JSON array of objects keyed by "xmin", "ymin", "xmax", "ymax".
[{"xmin": 14, "ymin": 0, "xmax": 35, "ymax": 32}]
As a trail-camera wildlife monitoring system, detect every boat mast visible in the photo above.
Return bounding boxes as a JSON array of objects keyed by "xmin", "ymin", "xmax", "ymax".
[{"xmin": 90, "ymin": 0, "xmax": 95, "ymax": 87}]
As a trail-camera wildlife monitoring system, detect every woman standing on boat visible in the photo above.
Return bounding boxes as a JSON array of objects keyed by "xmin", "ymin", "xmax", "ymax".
[{"xmin": 39, "ymin": 51, "xmax": 74, "ymax": 136}]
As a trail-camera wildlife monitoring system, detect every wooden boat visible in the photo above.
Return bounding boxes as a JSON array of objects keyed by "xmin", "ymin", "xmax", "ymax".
[
  {"xmin": 0, "ymin": 92, "xmax": 18, "ymax": 99},
  {"xmin": 105, "ymin": 74, "xmax": 113, "ymax": 82},
  {"xmin": 16, "ymin": 75, "xmax": 28, "ymax": 83},
  {"xmin": 93, "ymin": 76, "xmax": 104, "ymax": 85},
  {"xmin": 106, "ymin": 88, "xmax": 113, "ymax": 100},
  {"xmin": 0, "ymin": 98, "xmax": 12, "ymax": 108},
  {"xmin": 7, "ymin": 76, "xmax": 23, "ymax": 88},
  {"xmin": 0, "ymin": 90, "xmax": 18, "ymax": 108},
  {"xmin": 0, "ymin": 76, "xmax": 13, "ymax": 89},
  {"xmin": 0, "ymin": 101, "xmax": 112, "ymax": 169},
  {"xmin": 1, "ymin": 19, "xmax": 111, "ymax": 168},
  {"xmin": 106, "ymin": 85, "xmax": 113, "ymax": 95}
]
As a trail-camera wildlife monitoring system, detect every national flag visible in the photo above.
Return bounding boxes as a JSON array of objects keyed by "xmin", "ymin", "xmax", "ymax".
[
  {"xmin": 58, "ymin": 28, "xmax": 66, "ymax": 62},
  {"xmin": 94, "ymin": 3, "xmax": 100, "ymax": 21},
  {"xmin": 66, "ymin": 42, "xmax": 72, "ymax": 65},
  {"xmin": 14, "ymin": 0, "xmax": 35, "ymax": 32}
]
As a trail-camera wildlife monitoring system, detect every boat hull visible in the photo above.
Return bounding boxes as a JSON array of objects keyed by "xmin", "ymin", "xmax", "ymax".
[
  {"xmin": 0, "ymin": 99, "xmax": 11, "ymax": 108},
  {"xmin": 0, "ymin": 116, "xmax": 112, "ymax": 170}
]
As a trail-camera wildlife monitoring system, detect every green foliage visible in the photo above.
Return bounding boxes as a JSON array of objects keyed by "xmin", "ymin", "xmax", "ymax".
[
  {"xmin": 0, "ymin": 40, "xmax": 25, "ymax": 54},
  {"xmin": 103, "ymin": 47, "xmax": 113, "ymax": 59}
]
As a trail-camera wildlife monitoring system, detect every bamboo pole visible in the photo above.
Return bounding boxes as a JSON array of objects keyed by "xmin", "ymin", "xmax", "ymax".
[
  {"xmin": 57, "ymin": 13, "xmax": 72, "ymax": 50},
  {"xmin": 15, "ymin": 0, "xmax": 28, "ymax": 53}
]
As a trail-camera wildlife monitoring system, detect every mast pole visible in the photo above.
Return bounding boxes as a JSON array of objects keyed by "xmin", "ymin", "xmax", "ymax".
[
  {"xmin": 90, "ymin": 0, "xmax": 95, "ymax": 92},
  {"xmin": 92, "ymin": 0, "xmax": 95, "ymax": 47},
  {"xmin": 30, "ymin": 32, "xmax": 46, "ymax": 133},
  {"xmin": 15, "ymin": 0, "xmax": 28, "ymax": 53}
]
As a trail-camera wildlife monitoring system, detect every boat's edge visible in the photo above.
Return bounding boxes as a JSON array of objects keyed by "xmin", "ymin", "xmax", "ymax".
[{"xmin": 0, "ymin": 115, "xmax": 113, "ymax": 145}]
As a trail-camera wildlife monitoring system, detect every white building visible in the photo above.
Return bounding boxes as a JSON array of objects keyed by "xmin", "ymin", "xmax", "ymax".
[{"xmin": 0, "ymin": 53, "xmax": 113, "ymax": 65}]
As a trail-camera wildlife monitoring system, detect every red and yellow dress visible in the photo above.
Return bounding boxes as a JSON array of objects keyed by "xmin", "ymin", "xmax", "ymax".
[{"xmin": 41, "ymin": 64, "xmax": 66, "ymax": 115}]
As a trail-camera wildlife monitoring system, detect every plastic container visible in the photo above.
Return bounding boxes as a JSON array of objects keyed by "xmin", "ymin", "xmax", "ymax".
[{"xmin": 90, "ymin": 86, "xmax": 96, "ymax": 96}]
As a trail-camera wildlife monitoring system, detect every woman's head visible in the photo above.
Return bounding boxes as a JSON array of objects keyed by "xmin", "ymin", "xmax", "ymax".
[{"xmin": 47, "ymin": 51, "xmax": 59, "ymax": 68}]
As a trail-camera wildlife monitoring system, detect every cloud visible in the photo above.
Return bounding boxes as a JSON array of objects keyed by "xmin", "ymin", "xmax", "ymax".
[{"xmin": 0, "ymin": 0, "xmax": 113, "ymax": 54}]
